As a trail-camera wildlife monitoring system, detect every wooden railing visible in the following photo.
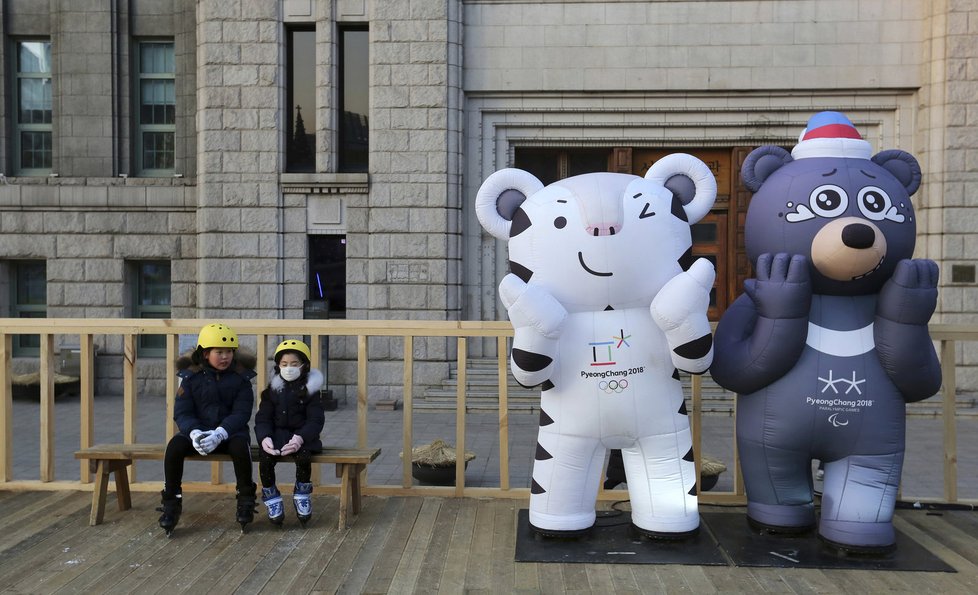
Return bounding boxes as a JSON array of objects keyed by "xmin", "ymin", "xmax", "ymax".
[{"xmin": 0, "ymin": 318, "xmax": 975, "ymax": 506}]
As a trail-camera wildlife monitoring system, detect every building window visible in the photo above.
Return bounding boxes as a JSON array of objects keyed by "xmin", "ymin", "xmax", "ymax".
[
  {"xmin": 10, "ymin": 261, "xmax": 46, "ymax": 356},
  {"xmin": 286, "ymin": 27, "xmax": 316, "ymax": 172},
  {"xmin": 130, "ymin": 261, "xmax": 171, "ymax": 356},
  {"xmin": 514, "ymin": 148, "xmax": 612, "ymax": 185},
  {"xmin": 308, "ymin": 235, "xmax": 346, "ymax": 319},
  {"xmin": 12, "ymin": 40, "xmax": 53, "ymax": 175},
  {"xmin": 136, "ymin": 41, "xmax": 175, "ymax": 175},
  {"xmin": 339, "ymin": 26, "xmax": 368, "ymax": 173}
]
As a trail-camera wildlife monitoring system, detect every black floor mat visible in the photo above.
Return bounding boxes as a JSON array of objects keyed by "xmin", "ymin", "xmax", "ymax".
[
  {"xmin": 702, "ymin": 512, "xmax": 956, "ymax": 572},
  {"xmin": 514, "ymin": 509, "xmax": 728, "ymax": 566},
  {"xmin": 515, "ymin": 509, "xmax": 956, "ymax": 571}
]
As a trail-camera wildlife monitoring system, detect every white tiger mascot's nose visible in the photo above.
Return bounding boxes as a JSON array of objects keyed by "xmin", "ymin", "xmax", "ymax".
[{"xmin": 476, "ymin": 154, "xmax": 717, "ymax": 538}]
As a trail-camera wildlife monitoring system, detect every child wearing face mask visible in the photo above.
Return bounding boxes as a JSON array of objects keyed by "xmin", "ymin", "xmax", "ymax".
[{"xmin": 254, "ymin": 339, "xmax": 326, "ymax": 526}]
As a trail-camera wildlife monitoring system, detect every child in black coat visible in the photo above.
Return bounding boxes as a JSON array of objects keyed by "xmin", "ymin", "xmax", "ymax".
[
  {"xmin": 255, "ymin": 339, "xmax": 326, "ymax": 525},
  {"xmin": 159, "ymin": 322, "xmax": 257, "ymax": 536}
]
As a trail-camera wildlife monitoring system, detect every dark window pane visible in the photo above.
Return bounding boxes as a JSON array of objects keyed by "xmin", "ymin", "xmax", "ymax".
[
  {"xmin": 142, "ymin": 132, "xmax": 175, "ymax": 170},
  {"xmin": 20, "ymin": 131, "xmax": 52, "ymax": 169},
  {"xmin": 16, "ymin": 263, "xmax": 46, "ymax": 305},
  {"xmin": 514, "ymin": 149, "xmax": 560, "ymax": 186},
  {"xmin": 339, "ymin": 28, "xmax": 368, "ymax": 172},
  {"xmin": 140, "ymin": 80, "xmax": 175, "ymax": 125},
  {"xmin": 691, "ymin": 223, "xmax": 718, "ymax": 243},
  {"xmin": 566, "ymin": 150, "xmax": 610, "ymax": 177},
  {"xmin": 137, "ymin": 262, "xmax": 171, "ymax": 306},
  {"xmin": 286, "ymin": 29, "xmax": 316, "ymax": 172},
  {"xmin": 308, "ymin": 235, "xmax": 346, "ymax": 317}
]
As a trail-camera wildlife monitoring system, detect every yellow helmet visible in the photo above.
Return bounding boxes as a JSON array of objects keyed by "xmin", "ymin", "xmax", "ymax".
[
  {"xmin": 197, "ymin": 323, "xmax": 239, "ymax": 350},
  {"xmin": 274, "ymin": 339, "xmax": 311, "ymax": 362}
]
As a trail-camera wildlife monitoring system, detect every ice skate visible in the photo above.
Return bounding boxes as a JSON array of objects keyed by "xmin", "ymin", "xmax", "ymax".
[
  {"xmin": 293, "ymin": 482, "xmax": 313, "ymax": 526},
  {"xmin": 156, "ymin": 491, "xmax": 182, "ymax": 537},
  {"xmin": 262, "ymin": 486, "xmax": 284, "ymax": 526},
  {"xmin": 236, "ymin": 483, "xmax": 257, "ymax": 532}
]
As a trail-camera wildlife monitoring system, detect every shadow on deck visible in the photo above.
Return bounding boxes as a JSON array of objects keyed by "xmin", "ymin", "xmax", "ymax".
[{"xmin": 1, "ymin": 491, "xmax": 978, "ymax": 593}]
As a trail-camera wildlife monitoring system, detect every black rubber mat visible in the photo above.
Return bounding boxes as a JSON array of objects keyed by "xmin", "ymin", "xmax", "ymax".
[
  {"xmin": 702, "ymin": 512, "xmax": 956, "ymax": 572},
  {"xmin": 514, "ymin": 508, "xmax": 728, "ymax": 566}
]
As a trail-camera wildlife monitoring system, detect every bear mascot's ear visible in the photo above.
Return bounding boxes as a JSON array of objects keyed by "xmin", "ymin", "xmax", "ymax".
[
  {"xmin": 476, "ymin": 168, "xmax": 544, "ymax": 240},
  {"xmin": 644, "ymin": 153, "xmax": 718, "ymax": 225},
  {"xmin": 872, "ymin": 149, "xmax": 922, "ymax": 197},
  {"xmin": 741, "ymin": 145, "xmax": 793, "ymax": 192}
]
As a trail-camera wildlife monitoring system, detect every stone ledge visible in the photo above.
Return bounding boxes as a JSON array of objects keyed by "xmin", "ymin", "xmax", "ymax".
[{"xmin": 280, "ymin": 172, "xmax": 369, "ymax": 194}]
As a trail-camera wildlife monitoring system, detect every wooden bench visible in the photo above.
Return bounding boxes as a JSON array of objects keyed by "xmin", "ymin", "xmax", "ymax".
[{"xmin": 74, "ymin": 443, "xmax": 381, "ymax": 530}]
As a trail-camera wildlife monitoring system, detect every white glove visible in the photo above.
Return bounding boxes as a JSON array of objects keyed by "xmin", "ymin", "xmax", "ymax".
[
  {"xmin": 279, "ymin": 434, "xmax": 304, "ymax": 456},
  {"xmin": 189, "ymin": 429, "xmax": 208, "ymax": 456},
  {"xmin": 261, "ymin": 437, "xmax": 280, "ymax": 456},
  {"xmin": 199, "ymin": 426, "xmax": 228, "ymax": 454}
]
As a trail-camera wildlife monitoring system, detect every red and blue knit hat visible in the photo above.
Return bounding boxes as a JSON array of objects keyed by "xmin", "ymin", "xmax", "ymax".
[{"xmin": 791, "ymin": 111, "xmax": 872, "ymax": 160}]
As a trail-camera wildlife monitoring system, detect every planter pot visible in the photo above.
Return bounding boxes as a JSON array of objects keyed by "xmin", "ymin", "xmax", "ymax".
[{"xmin": 412, "ymin": 461, "xmax": 469, "ymax": 486}]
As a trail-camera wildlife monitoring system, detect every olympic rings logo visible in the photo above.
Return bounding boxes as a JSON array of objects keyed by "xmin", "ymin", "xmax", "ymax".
[{"xmin": 598, "ymin": 379, "xmax": 628, "ymax": 394}]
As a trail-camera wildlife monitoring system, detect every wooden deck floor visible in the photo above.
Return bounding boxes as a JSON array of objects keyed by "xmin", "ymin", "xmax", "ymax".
[{"xmin": 2, "ymin": 490, "xmax": 978, "ymax": 594}]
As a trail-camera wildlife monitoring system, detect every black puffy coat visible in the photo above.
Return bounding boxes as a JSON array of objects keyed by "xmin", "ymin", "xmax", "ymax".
[
  {"xmin": 254, "ymin": 368, "xmax": 326, "ymax": 451},
  {"xmin": 173, "ymin": 350, "xmax": 257, "ymax": 441}
]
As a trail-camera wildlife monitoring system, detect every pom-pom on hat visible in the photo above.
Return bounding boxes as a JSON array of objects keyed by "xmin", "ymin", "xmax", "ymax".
[{"xmin": 791, "ymin": 111, "xmax": 872, "ymax": 160}]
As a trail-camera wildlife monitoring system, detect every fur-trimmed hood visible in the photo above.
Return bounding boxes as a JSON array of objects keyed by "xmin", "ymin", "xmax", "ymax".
[
  {"xmin": 270, "ymin": 368, "xmax": 323, "ymax": 394},
  {"xmin": 175, "ymin": 348, "xmax": 258, "ymax": 377}
]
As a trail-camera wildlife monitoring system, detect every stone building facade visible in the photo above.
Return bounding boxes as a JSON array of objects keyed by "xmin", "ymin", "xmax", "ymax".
[{"xmin": 1, "ymin": 0, "xmax": 977, "ymax": 396}]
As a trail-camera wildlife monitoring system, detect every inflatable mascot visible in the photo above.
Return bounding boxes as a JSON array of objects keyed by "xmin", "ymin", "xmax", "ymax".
[
  {"xmin": 711, "ymin": 111, "xmax": 941, "ymax": 552},
  {"xmin": 476, "ymin": 154, "xmax": 717, "ymax": 538}
]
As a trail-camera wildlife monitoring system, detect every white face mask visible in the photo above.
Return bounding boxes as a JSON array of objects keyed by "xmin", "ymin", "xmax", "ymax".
[{"xmin": 279, "ymin": 366, "xmax": 303, "ymax": 382}]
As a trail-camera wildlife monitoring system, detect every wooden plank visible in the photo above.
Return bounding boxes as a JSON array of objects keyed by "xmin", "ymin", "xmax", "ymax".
[
  {"xmin": 411, "ymin": 497, "xmax": 460, "ymax": 593},
  {"xmin": 497, "ymin": 336, "xmax": 510, "ymax": 491},
  {"xmin": 896, "ymin": 511, "xmax": 978, "ymax": 572},
  {"xmin": 0, "ymin": 490, "xmax": 87, "ymax": 555},
  {"xmin": 700, "ymin": 564, "xmax": 760, "ymax": 592},
  {"xmin": 7, "ymin": 497, "xmax": 161, "ymax": 593},
  {"xmin": 314, "ymin": 496, "xmax": 405, "ymax": 593},
  {"xmin": 123, "ymin": 334, "xmax": 137, "ymax": 484},
  {"xmin": 105, "ymin": 496, "xmax": 239, "ymax": 595},
  {"xmin": 535, "ymin": 561, "xmax": 565, "ymax": 594},
  {"xmin": 941, "ymin": 339, "xmax": 958, "ymax": 502},
  {"xmin": 74, "ymin": 444, "xmax": 380, "ymax": 465},
  {"xmin": 402, "ymin": 336, "xmax": 414, "ymax": 488},
  {"xmin": 456, "ymin": 336, "xmax": 467, "ymax": 495},
  {"xmin": 0, "ymin": 334, "xmax": 10, "ymax": 482},
  {"xmin": 387, "ymin": 497, "xmax": 442, "ymax": 593},
  {"xmin": 165, "ymin": 333, "xmax": 176, "ymax": 439},
  {"xmin": 79, "ymin": 334, "xmax": 95, "ymax": 483},
  {"xmin": 436, "ymin": 496, "xmax": 477, "ymax": 594},
  {"xmin": 40, "ymin": 333, "xmax": 55, "ymax": 482},
  {"xmin": 286, "ymin": 496, "xmax": 388, "ymax": 593},
  {"xmin": 463, "ymin": 486, "xmax": 495, "ymax": 590},
  {"xmin": 606, "ymin": 563, "xmax": 643, "ymax": 593},
  {"xmin": 357, "ymin": 334, "xmax": 368, "ymax": 449},
  {"xmin": 360, "ymin": 496, "xmax": 426, "ymax": 594},
  {"xmin": 489, "ymin": 498, "xmax": 517, "ymax": 592},
  {"xmin": 777, "ymin": 568, "xmax": 844, "ymax": 594},
  {"xmin": 513, "ymin": 561, "xmax": 541, "ymax": 593},
  {"xmin": 0, "ymin": 497, "xmax": 94, "ymax": 588},
  {"xmin": 257, "ymin": 496, "xmax": 341, "ymax": 592}
]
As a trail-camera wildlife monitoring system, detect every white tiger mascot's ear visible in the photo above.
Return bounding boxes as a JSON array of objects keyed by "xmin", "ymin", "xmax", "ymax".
[
  {"xmin": 475, "ymin": 168, "xmax": 544, "ymax": 240},
  {"xmin": 645, "ymin": 153, "xmax": 717, "ymax": 225}
]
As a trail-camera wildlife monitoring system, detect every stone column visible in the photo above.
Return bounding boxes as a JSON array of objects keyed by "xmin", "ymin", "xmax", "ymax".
[{"xmin": 196, "ymin": 0, "xmax": 284, "ymax": 320}]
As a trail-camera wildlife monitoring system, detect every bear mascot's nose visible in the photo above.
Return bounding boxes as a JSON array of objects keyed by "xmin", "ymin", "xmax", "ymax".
[{"xmin": 842, "ymin": 223, "xmax": 876, "ymax": 249}]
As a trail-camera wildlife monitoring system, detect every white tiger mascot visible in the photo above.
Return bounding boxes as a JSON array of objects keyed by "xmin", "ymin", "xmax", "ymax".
[{"xmin": 476, "ymin": 154, "xmax": 717, "ymax": 538}]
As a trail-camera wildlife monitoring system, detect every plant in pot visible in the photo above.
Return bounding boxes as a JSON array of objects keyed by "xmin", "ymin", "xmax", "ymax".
[{"xmin": 402, "ymin": 439, "xmax": 476, "ymax": 486}]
